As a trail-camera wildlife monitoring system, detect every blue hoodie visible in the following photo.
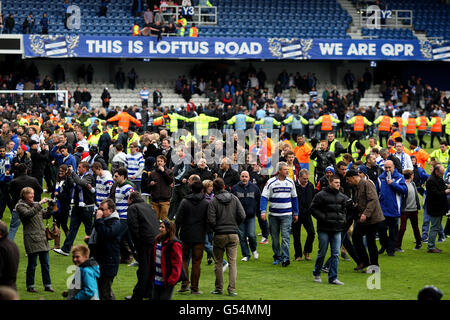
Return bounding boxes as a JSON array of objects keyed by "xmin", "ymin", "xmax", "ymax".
[
  {"xmin": 376, "ymin": 169, "xmax": 408, "ymax": 218},
  {"xmin": 68, "ymin": 258, "xmax": 100, "ymax": 300}
]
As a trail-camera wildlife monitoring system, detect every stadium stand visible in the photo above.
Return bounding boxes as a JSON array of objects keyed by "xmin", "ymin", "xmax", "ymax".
[
  {"xmin": 361, "ymin": 28, "xmax": 417, "ymax": 40},
  {"xmin": 353, "ymin": 0, "xmax": 450, "ymax": 40},
  {"xmin": 1, "ymin": 0, "xmax": 353, "ymax": 39}
]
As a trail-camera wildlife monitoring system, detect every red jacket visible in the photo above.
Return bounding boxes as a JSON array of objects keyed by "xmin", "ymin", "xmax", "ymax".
[{"xmin": 149, "ymin": 238, "xmax": 183, "ymax": 287}]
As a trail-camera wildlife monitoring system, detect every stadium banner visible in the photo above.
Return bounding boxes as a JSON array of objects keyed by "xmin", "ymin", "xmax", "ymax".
[{"xmin": 23, "ymin": 35, "xmax": 449, "ymax": 61}]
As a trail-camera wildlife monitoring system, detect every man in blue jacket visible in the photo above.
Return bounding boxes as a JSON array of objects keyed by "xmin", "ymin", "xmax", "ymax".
[
  {"xmin": 231, "ymin": 171, "xmax": 261, "ymax": 262},
  {"xmin": 376, "ymin": 160, "xmax": 408, "ymax": 256},
  {"xmin": 50, "ymin": 144, "xmax": 77, "ymax": 169}
]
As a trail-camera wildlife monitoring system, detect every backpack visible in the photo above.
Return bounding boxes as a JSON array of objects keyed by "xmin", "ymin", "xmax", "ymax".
[{"xmin": 165, "ymin": 239, "xmax": 188, "ymax": 284}]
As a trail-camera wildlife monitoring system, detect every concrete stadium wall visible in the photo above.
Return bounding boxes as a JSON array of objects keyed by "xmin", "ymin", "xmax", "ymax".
[{"xmin": 30, "ymin": 59, "xmax": 372, "ymax": 87}]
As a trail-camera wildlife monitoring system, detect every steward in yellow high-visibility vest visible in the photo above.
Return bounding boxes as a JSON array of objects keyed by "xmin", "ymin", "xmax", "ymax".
[
  {"xmin": 346, "ymin": 114, "xmax": 372, "ymax": 139},
  {"xmin": 126, "ymin": 131, "xmax": 140, "ymax": 154},
  {"xmin": 88, "ymin": 127, "xmax": 102, "ymax": 146},
  {"xmin": 314, "ymin": 113, "xmax": 340, "ymax": 140},
  {"xmin": 189, "ymin": 24, "xmax": 198, "ymax": 37},
  {"xmin": 185, "ymin": 113, "xmax": 219, "ymax": 136},
  {"xmin": 347, "ymin": 133, "xmax": 366, "ymax": 161},
  {"xmin": 154, "ymin": 113, "xmax": 187, "ymax": 134},
  {"xmin": 132, "ymin": 23, "xmax": 141, "ymax": 36}
]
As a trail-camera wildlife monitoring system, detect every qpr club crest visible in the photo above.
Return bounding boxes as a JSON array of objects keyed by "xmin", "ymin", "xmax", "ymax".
[
  {"xmin": 420, "ymin": 39, "xmax": 450, "ymax": 61},
  {"xmin": 268, "ymin": 38, "xmax": 313, "ymax": 60},
  {"xmin": 29, "ymin": 35, "xmax": 80, "ymax": 58}
]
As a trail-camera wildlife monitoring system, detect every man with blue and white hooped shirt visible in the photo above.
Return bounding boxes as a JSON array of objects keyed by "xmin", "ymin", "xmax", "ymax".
[
  {"xmin": 111, "ymin": 167, "xmax": 136, "ymax": 264},
  {"xmin": 92, "ymin": 162, "xmax": 114, "ymax": 208},
  {"xmin": 125, "ymin": 142, "xmax": 145, "ymax": 192},
  {"xmin": 260, "ymin": 161, "xmax": 299, "ymax": 267}
]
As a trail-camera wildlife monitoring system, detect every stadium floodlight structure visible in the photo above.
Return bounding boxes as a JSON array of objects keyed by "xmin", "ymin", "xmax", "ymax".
[{"xmin": 0, "ymin": 90, "xmax": 69, "ymax": 110}]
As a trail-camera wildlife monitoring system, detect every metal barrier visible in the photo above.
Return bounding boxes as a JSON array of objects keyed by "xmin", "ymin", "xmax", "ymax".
[
  {"xmin": 359, "ymin": 7, "xmax": 413, "ymax": 29},
  {"xmin": 160, "ymin": 5, "xmax": 217, "ymax": 25}
]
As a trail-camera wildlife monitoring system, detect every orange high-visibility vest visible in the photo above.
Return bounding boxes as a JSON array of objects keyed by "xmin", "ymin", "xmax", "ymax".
[
  {"xmin": 431, "ymin": 117, "xmax": 442, "ymax": 133},
  {"xmin": 354, "ymin": 115, "xmax": 365, "ymax": 132},
  {"xmin": 395, "ymin": 116, "xmax": 403, "ymax": 131},
  {"xmin": 418, "ymin": 116, "xmax": 427, "ymax": 131},
  {"xmin": 379, "ymin": 116, "xmax": 391, "ymax": 132},
  {"xmin": 189, "ymin": 26, "xmax": 198, "ymax": 37},
  {"xmin": 321, "ymin": 115, "xmax": 332, "ymax": 131},
  {"xmin": 132, "ymin": 25, "xmax": 140, "ymax": 36},
  {"xmin": 406, "ymin": 118, "xmax": 416, "ymax": 134}
]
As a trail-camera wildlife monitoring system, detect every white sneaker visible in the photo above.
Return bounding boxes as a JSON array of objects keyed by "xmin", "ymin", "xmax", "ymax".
[
  {"xmin": 313, "ymin": 275, "xmax": 322, "ymax": 283},
  {"xmin": 128, "ymin": 260, "xmax": 139, "ymax": 267},
  {"xmin": 241, "ymin": 257, "xmax": 249, "ymax": 262},
  {"xmin": 252, "ymin": 251, "xmax": 259, "ymax": 260},
  {"xmin": 222, "ymin": 261, "xmax": 229, "ymax": 272},
  {"xmin": 53, "ymin": 248, "xmax": 69, "ymax": 256},
  {"xmin": 330, "ymin": 279, "xmax": 344, "ymax": 285}
]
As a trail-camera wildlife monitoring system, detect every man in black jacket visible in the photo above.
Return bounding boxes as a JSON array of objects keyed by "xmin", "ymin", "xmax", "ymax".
[
  {"xmin": 0, "ymin": 221, "xmax": 19, "ymax": 291},
  {"xmin": 207, "ymin": 178, "xmax": 245, "ymax": 296},
  {"xmin": 126, "ymin": 192, "xmax": 159, "ymax": 300},
  {"xmin": 55, "ymin": 162, "xmax": 96, "ymax": 256},
  {"xmin": 425, "ymin": 164, "xmax": 450, "ymax": 253},
  {"xmin": 218, "ymin": 158, "xmax": 240, "ymax": 191},
  {"xmin": 94, "ymin": 198, "xmax": 123, "ymax": 300},
  {"xmin": 293, "ymin": 169, "xmax": 315, "ymax": 261},
  {"xmin": 310, "ymin": 139, "xmax": 336, "ymax": 184},
  {"xmin": 175, "ymin": 181, "xmax": 209, "ymax": 295},
  {"xmin": 29, "ymin": 140, "xmax": 49, "ymax": 187},
  {"xmin": 183, "ymin": 158, "xmax": 215, "ymax": 182},
  {"xmin": 8, "ymin": 164, "xmax": 42, "ymax": 241},
  {"xmin": 310, "ymin": 175, "xmax": 349, "ymax": 285},
  {"xmin": 98, "ymin": 126, "xmax": 112, "ymax": 163}
]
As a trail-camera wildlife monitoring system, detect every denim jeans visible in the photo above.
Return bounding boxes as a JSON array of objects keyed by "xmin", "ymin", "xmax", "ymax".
[
  {"xmin": 428, "ymin": 216, "xmax": 443, "ymax": 250},
  {"xmin": 7, "ymin": 209, "xmax": 21, "ymax": 241},
  {"xmin": 313, "ymin": 231, "xmax": 341, "ymax": 282},
  {"xmin": 61, "ymin": 206, "xmax": 94, "ymax": 253},
  {"xmin": 238, "ymin": 217, "xmax": 257, "ymax": 258},
  {"xmin": 422, "ymin": 201, "xmax": 445, "ymax": 241},
  {"xmin": 269, "ymin": 215, "xmax": 292, "ymax": 262},
  {"xmin": 26, "ymin": 251, "xmax": 51, "ymax": 289},
  {"xmin": 204, "ymin": 232, "xmax": 227, "ymax": 265},
  {"xmin": 256, "ymin": 212, "xmax": 269, "ymax": 238}
]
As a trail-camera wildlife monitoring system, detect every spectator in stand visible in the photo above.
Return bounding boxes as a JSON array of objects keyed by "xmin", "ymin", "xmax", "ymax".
[
  {"xmin": 5, "ymin": 13, "xmax": 14, "ymax": 34},
  {"xmin": 81, "ymin": 88, "xmax": 92, "ymax": 109},
  {"xmin": 86, "ymin": 64, "xmax": 94, "ymax": 84},
  {"xmin": 101, "ymin": 88, "xmax": 111, "ymax": 109},
  {"xmin": 115, "ymin": 68, "xmax": 126, "ymax": 90},
  {"xmin": 153, "ymin": 88, "xmax": 163, "ymax": 107},
  {"xmin": 128, "ymin": 68, "xmax": 138, "ymax": 90},
  {"xmin": 144, "ymin": 7, "xmax": 153, "ymax": 26},
  {"xmin": 22, "ymin": 12, "xmax": 35, "ymax": 34},
  {"xmin": 40, "ymin": 13, "xmax": 49, "ymax": 34},
  {"xmin": 140, "ymin": 87, "xmax": 149, "ymax": 107},
  {"xmin": 99, "ymin": 0, "xmax": 110, "ymax": 17}
]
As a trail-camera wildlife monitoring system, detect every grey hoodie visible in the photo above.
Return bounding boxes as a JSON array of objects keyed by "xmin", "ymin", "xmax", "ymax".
[{"xmin": 207, "ymin": 190, "xmax": 246, "ymax": 235}]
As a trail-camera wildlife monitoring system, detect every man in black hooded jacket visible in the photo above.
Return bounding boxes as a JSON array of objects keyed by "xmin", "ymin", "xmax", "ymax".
[{"xmin": 126, "ymin": 191, "xmax": 159, "ymax": 300}]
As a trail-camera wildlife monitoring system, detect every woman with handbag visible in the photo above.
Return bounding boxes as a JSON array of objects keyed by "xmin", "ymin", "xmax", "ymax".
[
  {"xmin": 15, "ymin": 187, "xmax": 55, "ymax": 293},
  {"xmin": 52, "ymin": 164, "xmax": 74, "ymax": 248}
]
